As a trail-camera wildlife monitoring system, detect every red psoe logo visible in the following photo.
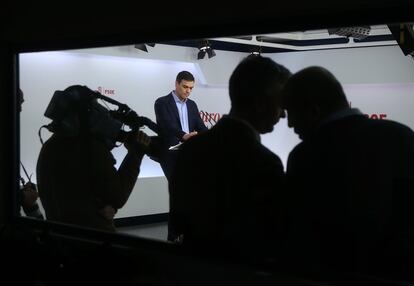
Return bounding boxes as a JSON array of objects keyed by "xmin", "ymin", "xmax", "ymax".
[
  {"xmin": 96, "ymin": 86, "xmax": 116, "ymax": 96},
  {"xmin": 199, "ymin": 111, "xmax": 222, "ymax": 128}
]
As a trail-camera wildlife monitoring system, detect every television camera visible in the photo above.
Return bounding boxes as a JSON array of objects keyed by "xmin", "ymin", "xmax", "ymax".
[{"xmin": 41, "ymin": 85, "xmax": 161, "ymax": 159}]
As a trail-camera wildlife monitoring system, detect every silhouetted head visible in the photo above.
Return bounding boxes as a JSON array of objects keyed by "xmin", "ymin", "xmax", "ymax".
[
  {"xmin": 283, "ymin": 66, "xmax": 349, "ymax": 140},
  {"xmin": 175, "ymin": 71, "xmax": 195, "ymax": 101},
  {"xmin": 44, "ymin": 85, "xmax": 123, "ymax": 149},
  {"xmin": 18, "ymin": 89, "xmax": 24, "ymax": 112},
  {"xmin": 229, "ymin": 56, "xmax": 291, "ymax": 134}
]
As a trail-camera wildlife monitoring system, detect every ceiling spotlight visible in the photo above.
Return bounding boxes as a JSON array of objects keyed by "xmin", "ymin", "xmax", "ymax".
[
  {"xmin": 328, "ymin": 26, "xmax": 371, "ymax": 40},
  {"xmin": 388, "ymin": 23, "xmax": 414, "ymax": 59},
  {"xmin": 207, "ymin": 48, "xmax": 216, "ymax": 58},
  {"xmin": 249, "ymin": 45, "xmax": 262, "ymax": 56},
  {"xmin": 197, "ymin": 49, "xmax": 206, "ymax": 59},
  {"xmin": 134, "ymin": 43, "xmax": 156, "ymax": 52},
  {"xmin": 197, "ymin": 40, "xmax": 216, "ymax": 59}
]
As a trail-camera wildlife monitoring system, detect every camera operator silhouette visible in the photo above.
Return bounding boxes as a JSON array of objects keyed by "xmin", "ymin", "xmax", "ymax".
[
  {"xmin": 36, "ymin": 85, "xmax": 152, "ymax": 232},
  {"xmin": 18, "ymin": 88, "xmax": 44, "ymax": 219}
]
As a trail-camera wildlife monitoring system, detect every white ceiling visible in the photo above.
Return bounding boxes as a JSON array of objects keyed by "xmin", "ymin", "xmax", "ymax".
[{"xmin": 211, "ymin": 25, "xmax": 396, "ymax": 51}]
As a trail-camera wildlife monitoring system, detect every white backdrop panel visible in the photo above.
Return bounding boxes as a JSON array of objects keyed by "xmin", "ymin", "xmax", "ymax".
[{"xmin": 19, "ymin": 47, "xmax": 414, "ymax": 219}]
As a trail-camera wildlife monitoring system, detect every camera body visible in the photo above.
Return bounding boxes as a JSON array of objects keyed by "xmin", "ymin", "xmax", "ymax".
[
  {"xmin": 20, "ymin": 182, "xmax": 44, "ymax": 219},
  {"xmin": 43, "ymin": 85, "xmax": 161, "ymax": 159}
]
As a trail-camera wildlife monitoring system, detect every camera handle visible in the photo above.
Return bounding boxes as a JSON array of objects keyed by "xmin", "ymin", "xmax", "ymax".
[{"xmin": 95, "ymin": 92, "xmax": 159, "ymax": 134}]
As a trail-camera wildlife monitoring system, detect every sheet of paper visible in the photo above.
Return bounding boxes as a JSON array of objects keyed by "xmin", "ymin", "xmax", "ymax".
[{"xmin": 168, "ymin": 142, "xmax": 183, "ymax": 151}]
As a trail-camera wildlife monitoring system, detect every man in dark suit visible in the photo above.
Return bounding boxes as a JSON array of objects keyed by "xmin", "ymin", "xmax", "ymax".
[
  {"xmin": 283, "ymin": 66, "xmax": 414, "ymax": 275},
  {"xmin": 154, "ymin": 71, "xmax": 207, "ymax": 182},
  {"xmin": 169, "ymin": 56, "xmax": 291, "ymax": 259},
  {"xmin": 154, "ymin": 71, "xmax": 207, "ymax": 242}
]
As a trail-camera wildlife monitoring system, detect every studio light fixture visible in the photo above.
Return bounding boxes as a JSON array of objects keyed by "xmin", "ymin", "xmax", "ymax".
[
  {"xmin": 197, "ymin": 40, "xmax": 216, "ymax": 59},
  {"xmin": 134, "ymin": 43, "xmax": 156, "ymax": 52},
  {"xmin": 328, "ymin": 26, "xmax": 371, "ymax": 40},
  {"xmin": 388, "ymin": 23, "xmax": 414, "ymax": 59},
  {"xmin": 249, "ymin": 45, "xmax": 262, "ymax": 57}
]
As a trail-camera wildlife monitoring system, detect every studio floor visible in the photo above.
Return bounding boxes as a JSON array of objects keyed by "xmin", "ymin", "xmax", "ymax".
[{"xmin": 117, "ymin": 222, "xmax": 168, "ymax": 241}]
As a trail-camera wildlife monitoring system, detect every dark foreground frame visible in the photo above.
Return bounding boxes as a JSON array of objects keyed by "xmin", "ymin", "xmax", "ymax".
[{"xmin": 1, "ymin": 2, "xmax": 414, "ymax": 285}]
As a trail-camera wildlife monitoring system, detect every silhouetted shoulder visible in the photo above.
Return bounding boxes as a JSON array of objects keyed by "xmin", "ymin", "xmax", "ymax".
[{"xmin": 371, "ymin": 118, "xmax": 414, "ymax": 135}]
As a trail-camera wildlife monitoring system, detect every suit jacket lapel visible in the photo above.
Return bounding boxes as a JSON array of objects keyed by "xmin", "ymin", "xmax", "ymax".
[
  {"xmin": 167, "ymin": 93, "xmax": 181, "ymax": 127},
  {"xmin": 187, "ymin": 100, "xmax": 194, "ymax": 131}
]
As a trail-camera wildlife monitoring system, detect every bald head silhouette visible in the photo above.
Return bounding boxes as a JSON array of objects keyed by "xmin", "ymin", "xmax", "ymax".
[{"xmin": 283, "ymin": 66, "xmax": 349, "ymax": 139}]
